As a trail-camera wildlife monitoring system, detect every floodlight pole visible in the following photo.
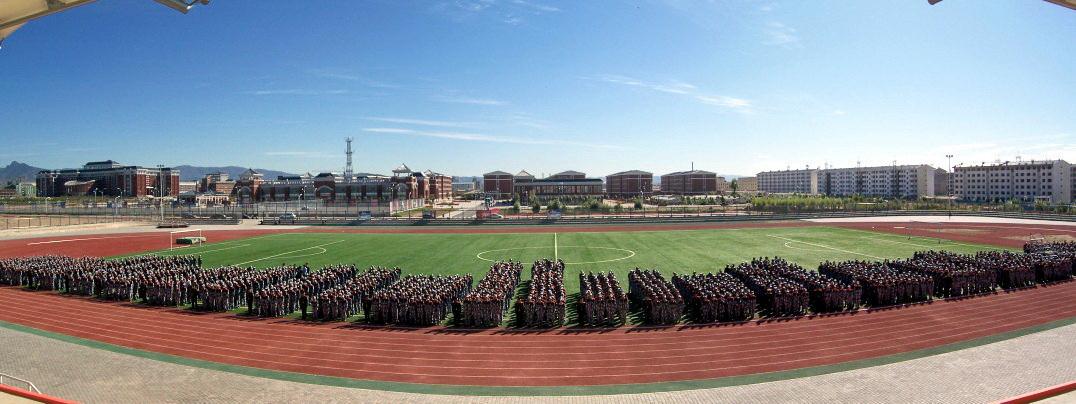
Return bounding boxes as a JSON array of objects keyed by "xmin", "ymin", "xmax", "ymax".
[{"xmin": 946, "ymin": 154, "xmax": 953, "ymax": 219}]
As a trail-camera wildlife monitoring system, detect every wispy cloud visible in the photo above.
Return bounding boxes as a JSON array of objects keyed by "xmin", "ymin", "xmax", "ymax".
[
  {"xmin": 432, "ymin": 95, "xmax": 508, "ymax": 106},
  {"xmin": 363, "ymin": 127, "xmax": 622, "ymax": 149},
  {"xmin": 307, "ymin": 69, "xmax": 399, "ymax": 89},
  {"xmin": 928, "ymin": 133, "xmax": 1076, "ymax": 166},
  {"xmin": 432, "ymin": 0, "xmax": 560, "ymax": 25},
  {"xmin": 246, "ymin": 89, "xmax": 348, "ymax": 96},
  {"xmin": 363, "ymin": 117, "xmax": 478, "ymax": 128},
  {"xmin": 592, "ymin": 74, "xmax": 752, "ymax": 112},
  {"xmin": 764, "ymin": 21, "xmax": 801, "ymax": 48}
]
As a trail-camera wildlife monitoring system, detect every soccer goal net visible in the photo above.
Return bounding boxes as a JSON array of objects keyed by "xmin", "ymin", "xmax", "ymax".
[{"xmin": 169, "ymin": 229, "xmax": 205, "ymax": 251}]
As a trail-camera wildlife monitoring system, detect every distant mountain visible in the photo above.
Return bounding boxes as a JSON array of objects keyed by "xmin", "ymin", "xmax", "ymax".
[
  {"xmin": 173, "ymin": 166, "xmax": 296, "ymax": 182},
  {"xmin": 0, "ymin": 161, "xmax": 44, "ymax": 184}
]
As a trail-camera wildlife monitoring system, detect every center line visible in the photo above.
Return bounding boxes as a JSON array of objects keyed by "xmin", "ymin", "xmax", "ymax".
[{"xmin": 554, "ymin": 232, "xmax": 559, "ymax": 261}]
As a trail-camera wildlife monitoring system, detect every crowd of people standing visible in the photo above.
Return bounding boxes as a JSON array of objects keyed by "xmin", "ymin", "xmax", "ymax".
[
  {"xmin": 627, "ymin": 269, "xmax": 684, "ymax": 325},
  {"xmin": 515, "ymin": 259, "xmax": 566, "ymax": 327}
]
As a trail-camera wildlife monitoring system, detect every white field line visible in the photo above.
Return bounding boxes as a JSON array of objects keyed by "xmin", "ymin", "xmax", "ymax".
[
  {"xmin": 26, "ymin": 235, "xmax": 150, "ymax": 246},
  {"xmin": 554, "ymin": 232, "xmax": 559, "ymax": 261},
  {"xmin": 155, "ymin": 233, "xmax": 284, "ymax": 255},
  {"xmin": 169, "ymin": 244, "xmax": 251, "ymax": 255},
  {"xmin": 233, "ymin": 240, "xmax": 345, "ymax": 266},
  {"xmin": 768, "ymin": 235, "xmax": 884, "ymax": 260}
]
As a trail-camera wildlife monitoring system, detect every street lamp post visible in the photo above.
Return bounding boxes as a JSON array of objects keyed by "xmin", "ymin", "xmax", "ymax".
[{"xmin": 946, "ymin": 154, "xmax": 954, "ymax": 219}]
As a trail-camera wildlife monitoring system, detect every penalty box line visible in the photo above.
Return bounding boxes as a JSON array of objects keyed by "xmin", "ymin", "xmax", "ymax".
[{"xmin": 767, "ymin": 234, "xmax": 884, "ymax": 260}]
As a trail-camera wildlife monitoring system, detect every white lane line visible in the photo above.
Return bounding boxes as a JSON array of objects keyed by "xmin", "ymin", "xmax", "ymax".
[
  {"xmin": 554, "ymin": 232, "xmax": 559, "ymax": 261},
  {"xmin": 27, "ymin": 235, "xmax": 149, "ymax": 246},
  {"xmin": 233, "ymin": 240, "xmax": 344, "ymax": 266},
  {"xmin": 767, "ymin": 234, "xmax": 884, "ymax": 260},
  {"xmin": 860, "ymin": 235, "xmax": 937, "ymax": 249}
]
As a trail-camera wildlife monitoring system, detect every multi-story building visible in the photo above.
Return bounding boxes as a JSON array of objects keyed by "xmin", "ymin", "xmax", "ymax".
[
  {"xmin": 953, "ymin": 160, "xmax": 1072, "ymax": 204},
  {"xmin": 483, "ymin": 171, "xmax": 514, "ymax": 198},
  {"xmin": 36, "ymin": 160, "xmax": 180, "ymax": 197},
  {"xmin": 756, "ymin": 169, "xmax": 819, "ymax": 194},
  {"xmin": 424, "ymin": 170, "xmax": 453, "ymax": 201},
  {"xmin": 716, "ymin": 177, "xmax": 729, "ymax": 193},
  {"xmin": 934, "ymin": 168, "xmax": 949, "ymax": 197},
  {"xmin": 514, "ymin": 170, "xmax": 603, "ymax": 200},
  {"xmin": 15, "ymin": 182, "xmax": 36, "ymax": 197},
  {"xmin": 819, "ymin": 165, "xmax": 936, "ymax": 198},
  {"xmin": 660, "ymin": 170, "xmax": 719, "ymax": 195},
  {"xmin": 179, "ymin": 181, "xmax": 198, "ymax": 193},
  {"xmin": 231, "ymin": 164, "xmax": 449, "ymax": 203},
  {"xmin": 735, "ymin": 177, "xmax": 758, "ymax": 193},
  {"xmin": 605, "ymin": 170, "xmax": 653, "ymax": 197}
]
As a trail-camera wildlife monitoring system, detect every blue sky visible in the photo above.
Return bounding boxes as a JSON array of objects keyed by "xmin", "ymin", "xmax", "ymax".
[{"xmin": 1, "ymin": 0, "xmax": 1074, "ymax": 177}]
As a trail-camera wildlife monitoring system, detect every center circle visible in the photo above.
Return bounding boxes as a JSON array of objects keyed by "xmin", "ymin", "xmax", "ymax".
[{"xmin": 475, "ymin": 246, "xmax": 636, "ymax": 265}]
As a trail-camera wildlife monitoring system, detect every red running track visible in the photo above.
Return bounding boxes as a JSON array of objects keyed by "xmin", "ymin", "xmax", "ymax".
[{"xmin": 0, "ymin": 282, "xmax": 1073, "ymax": 386}]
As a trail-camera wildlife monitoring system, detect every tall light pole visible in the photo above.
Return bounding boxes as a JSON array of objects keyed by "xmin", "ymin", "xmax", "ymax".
[{"xmin": 946, "ymin": 154, "xmax": 953, "ymax": 218}]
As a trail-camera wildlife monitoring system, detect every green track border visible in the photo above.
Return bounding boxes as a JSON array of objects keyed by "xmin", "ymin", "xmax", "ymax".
[{"xmin": 2, "ymin": 316, "xmax": 1073, "ymax": 396}]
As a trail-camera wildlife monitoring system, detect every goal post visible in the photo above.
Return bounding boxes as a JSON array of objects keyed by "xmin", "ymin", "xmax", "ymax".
[{"xmin": 169, "ymin": 229, "xmax": 205, "ymax": 251}]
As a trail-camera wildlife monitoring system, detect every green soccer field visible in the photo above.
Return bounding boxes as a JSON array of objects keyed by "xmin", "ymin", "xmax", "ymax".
[{"xmin": 131, "ymin": 226, "xmax": 1015, "ymax": 325}]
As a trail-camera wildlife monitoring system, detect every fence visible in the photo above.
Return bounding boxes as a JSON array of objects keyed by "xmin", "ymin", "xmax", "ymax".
[
  {"xmin": 260, "ymin": 209, "xmax": 1076, "ymax": 227},
  {"xmin": 0, "ymin": 372, "xmax": 41, "ymax": 394},
  {"xmin": 0, "ymin": 215, "xmax": 150, "ymax": 231}
]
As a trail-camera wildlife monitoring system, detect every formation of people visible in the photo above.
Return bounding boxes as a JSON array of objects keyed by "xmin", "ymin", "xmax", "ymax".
[
  {"xmin": 725, "ymin": 261, "xmax": 810, "ymax": 316},
  {"xmin": 515, "ymin": 259, "xmax": 566, "ymax": 327},
  {"xmin": 365, "ymin": 274, "xmax": 473, "ymax": 326},
  {"xmin": 673, "ymin": 272, "xmax": 757, "ymax": 323},
  {"xmin": 311, "ymin": 266, "xmax": 401, "ymax": 321},
  {"xmin": 577, "ymin": 272, "xmax": 628, "ymax": 326},
  {"xmin": 0, "ymin": 240, "xmax": 1072, "ymax": 327},
  {"xmin": 627, "ymin": 269, "xmax": 684, "ymax": 325},
  {"xmin": 459, "ymin": 261, "xmax": 522, "ymax": 327}
]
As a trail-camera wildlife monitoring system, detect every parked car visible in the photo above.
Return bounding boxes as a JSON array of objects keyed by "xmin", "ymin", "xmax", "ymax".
[
  {"xmin": 358, "ymin": 211, "xmax": 372, "ymax": 221},
  {"xmin": 278, "ymin": 213, "xmax": 298, "ymax": 221},
  {"xmin": 422, "ymin": 211, "xmax": 436, "ymax": 219},
  {"xmin": 489, "ymin": 213, "xmax": 504, "ymax": 219}
]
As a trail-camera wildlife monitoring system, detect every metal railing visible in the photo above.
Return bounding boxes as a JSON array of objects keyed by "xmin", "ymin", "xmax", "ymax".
[{"xmin": 0, "ymin": 372, "xmax": 42, "ymax": 394}]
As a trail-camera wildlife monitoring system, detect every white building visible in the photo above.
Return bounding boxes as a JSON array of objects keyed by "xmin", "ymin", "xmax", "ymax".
[
  {"xmin": 819, "ymin": 165, "xmax": 936, "ymax": 198},
  {"xmin": 953, "ymin": 160, "xmax": 1072, "ymax": 204},
  {"xmin": 757, "ymin": 169, "xmax": 819, "ymax": 194}
]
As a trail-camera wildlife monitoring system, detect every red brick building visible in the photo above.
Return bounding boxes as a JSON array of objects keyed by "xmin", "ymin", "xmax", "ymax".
[
  {"xmin": 483, "ymin": 171, "xmax": 514, "ymax": 198},
  {"xmin": 605, "ymin": 170, "xmax": 653, "ymax": 197},
  {"xmin": 36, "ymin": 160, "xmax": 180, "ymax": 197},
  {"xmin": 660, "ymin": 170, "xmax": 718, "ymax": 195}
]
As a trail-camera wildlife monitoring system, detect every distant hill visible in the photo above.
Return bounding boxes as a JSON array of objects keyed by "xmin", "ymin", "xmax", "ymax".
[
  {"xmin": 0, "ymin": 161, "xmax": 44, "ymax": 184},
  {"xmin": 173, "ymin": 166, "xmax": 296, "ymax": 182}
]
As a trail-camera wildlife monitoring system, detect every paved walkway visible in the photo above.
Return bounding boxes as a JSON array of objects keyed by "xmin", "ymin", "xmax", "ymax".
[{"xmin": 2, "ymin": 323, "xmax": 1074, "ymax": 403}]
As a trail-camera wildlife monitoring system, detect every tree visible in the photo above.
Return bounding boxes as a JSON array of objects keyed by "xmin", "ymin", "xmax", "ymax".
[
  {"xmin": 547, "ymin": 198, "xmax": 562, "ymax": 211},
  {"xmin": 730, "ymin": 180, "xmax": 739, "ymax": 196},
  {"xmin": 512, "ymin": 200, "xmax": 521, "ymax": 213},
  {"xmin": 633, "ymin": 198, "xmax": 643, "ymax": 210},
  {"xmin": 531, "ymin": 199, "xmax": 541, "ymax": 213},
  {"xmin": 614, "ymin": 203, "xmax": 623, "ymax": 213}
]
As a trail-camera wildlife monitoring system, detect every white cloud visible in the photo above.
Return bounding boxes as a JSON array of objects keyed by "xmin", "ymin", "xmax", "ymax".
[
  {"xmin": 247, "ymin": 89, "xmax": 348, "ymax": 96},
  {"xmin": 764, "ymin": 21, "xmax": 801, "ymax": 48},
  {"xmin": 363, "ymin": 127, "xmax": 622, "ymax": 149},
  {"xmin": 593, "ymin": 74, "xmax": 753, "ymax": 112},
  {"xmin": 433, "ymin": 95, "xmax": 508, "ymax": 106},
  {"xmin": 307, "ymin": 69, "xmax": 398, "ymax": 89},
  {"xmin": 363, "ymin": 117, "xmax": 478, "ymax": 128},
  {"xmin": 511, "ymin": 0, "xmax": 560, "ymax": 13}
]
